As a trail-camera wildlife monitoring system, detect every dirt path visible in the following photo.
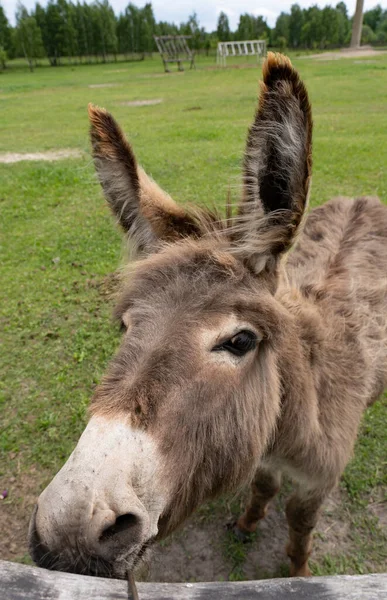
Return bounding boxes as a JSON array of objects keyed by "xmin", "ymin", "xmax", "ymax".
[
  {"xmin": 0, "ymin": 468, "xmax": 44, "ymax": 562},
  {"xmin": 120, "ymin": 99, "xmax": 163, "ymax": 107},
  {"xmin": 0, "ymin": 150, "xmax": 83, "ymax": 164},
  {"xmin": 305, "ymin": 47, "xmax": 387, "ymax": 61},
  {"xmin": 146, "ymin": 487, "xmax": 360, "ymax": 582},
  {"xmin": 88, "ymin": 83, "xmax": 121, "ymax": 88}
]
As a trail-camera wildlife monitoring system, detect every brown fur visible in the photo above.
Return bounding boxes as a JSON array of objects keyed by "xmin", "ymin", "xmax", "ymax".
[{"xmin": 31, "ymin": 53, "xmax": 387, "ymax": 578}]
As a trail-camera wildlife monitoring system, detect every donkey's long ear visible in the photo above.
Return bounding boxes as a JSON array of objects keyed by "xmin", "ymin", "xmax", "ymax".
[
  {"xmin": 234, "ymin": 53, "xmax": 312, "ymax": 275},
  {"xmin": 88, "ymin": 104, "xmax": 204, "ymax": 255}
]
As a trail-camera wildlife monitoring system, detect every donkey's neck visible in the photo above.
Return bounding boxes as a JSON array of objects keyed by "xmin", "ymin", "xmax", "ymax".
[
  {"xmin": 268, "ymin": 285, "xmax": 327, "ymax": 464},
  {"xmin": 267, "ymin": 280, "xmax": 368, "ymax": 485}
]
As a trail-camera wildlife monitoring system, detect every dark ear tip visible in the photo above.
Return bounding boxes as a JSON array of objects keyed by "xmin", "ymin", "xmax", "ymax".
[
  {"xmin": 88, "ymin": 103, "xmax": 110, "ymax": 130},
  {"xmin": 88, "ymin": 104, "xmax": 127, "ymax": 158},
  {"xmin": 262, "ymin": 52, "xmax": 297, "ymax": 86}
]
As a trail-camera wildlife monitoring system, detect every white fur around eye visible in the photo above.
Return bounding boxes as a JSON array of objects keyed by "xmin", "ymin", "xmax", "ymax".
[{"xmin": 210, "ymin": 350, "xmax": 245, "ymax": 367}]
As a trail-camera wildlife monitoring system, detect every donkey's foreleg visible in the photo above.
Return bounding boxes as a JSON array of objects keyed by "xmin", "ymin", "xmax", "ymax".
[
  {"xmin": 237, "ymin": 468, "xmax": 281, "ymax": 534},
  {"xmin": 285, "ymin": 489, "xmax": 326, "ymax": 577}
]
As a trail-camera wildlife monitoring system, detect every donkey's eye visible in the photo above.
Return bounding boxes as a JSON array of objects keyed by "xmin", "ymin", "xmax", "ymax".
[{"xmin": 213, "ymin": 330, "xmax": 258, "ymax": 357}]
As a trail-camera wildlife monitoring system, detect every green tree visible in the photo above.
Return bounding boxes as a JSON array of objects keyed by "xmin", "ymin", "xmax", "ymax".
[
  {"xmin": 289, "ymin": 4, "xmax": 304, "ymax": 48},
  {"xmin": 0, "ymin": 44, "xmax": 6, "ymax": 68},
  {"xmin": 34, "ymin": 3, "xmax": 49, "ymax": 56},
  {"xmin": 375, "ymin": 27, "xmax": 387, "ymax": 44},
  {"xmin": 235, "ymin": 13, "xmax": 269, "ymax": 41},
  {"xmin": 90, "ymin": 2, "xmax": 106, "ymax": 60},
  {"xmin": 0, "ymin": 3, "xmax": 12, "ymax": 58},
  {"xmin": 336, "ymin": 1, "xmax": 348, "ymax": 18},
  {"xmin": 155, "ymin": 20, "xmax": 178, "ymax": 36},
  {"xmin": 361, "ymin": 23, "xmax": 376, "ymax": 44},
  {"xmin": 277, "ymin": 36, "xmax": 287, "ymax": 51},
  {"xmin": 73, "ymin": 2, "xmax": 90, "ymax": 61},
  {"xmin": 336, "ymin": 2, "xmax": 350, "ymax": 45},
  {"xmin": 365, "ymin": 6, "xmax": 387, "ymax": 44},
  {"xmin": 95, "ymin": 0, "xmax": 118, "ymax": 60},
  {"xmin": 273, "ymin": 12, "xmax": 290, "ymax": 46},
  {"xmin": 15, "ymin": 3, "xmax": 45, "ymax": 71},
  {"xmin": 181, "ymin": 12, "xmax": 201, "ymax": 50},
  {"xmin": 117, "ymin": 11, "xmax": 131, "ymax": 55},
  {"xmin": 57, "ymin": 0, "xmax": 78, "ymax": 62},
  {"xmin": 82, "ymin": 2, "xmax": 96, "ymax": 60},
  {"xmin": 217, "ymin": 11, "xmax": 230, "ymax": 41},
  {"xmin": 377, "ymin": 10, "xmax": 387, "ymax": 39},
  {"xmin": 321, "ymin": 6, "xmax": 340, "ymax": 47},
  {"xmin": 363, "ymin": 4, "xmax": 383, "ymax": 32},
  {"xmin": 44, "ymin": 1, "xmax": 66, "ymax": 65},
  {"xmin": 125, "ymin": 3, "xmax": 141, "ymax": 53},
  {"xmin": 301, "ymin": 6, "xmax": 322, "ymax": 49},
  {"xmin": 141, "ymin": 2, "xmax": 156, "ymax": 53}
]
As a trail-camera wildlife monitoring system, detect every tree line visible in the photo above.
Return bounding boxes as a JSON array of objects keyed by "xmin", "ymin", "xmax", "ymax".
[{"xmin": 0, "ymin": 1, "xmax": 386, "ymax": 71}]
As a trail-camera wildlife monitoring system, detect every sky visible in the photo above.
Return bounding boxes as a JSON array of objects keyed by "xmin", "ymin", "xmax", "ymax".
[{"xmin": 3, "ymin": 0, "xmax": 386, "ymax": 29}]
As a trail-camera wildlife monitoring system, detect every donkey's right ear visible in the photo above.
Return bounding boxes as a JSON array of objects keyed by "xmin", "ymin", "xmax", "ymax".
[
  {"xmin": 88, "ymin": 104, "xmax": 204, "ymax": 256},
  {"xmin": 232, "ymin": 53, "xmax": 312, "ymax": 275}
]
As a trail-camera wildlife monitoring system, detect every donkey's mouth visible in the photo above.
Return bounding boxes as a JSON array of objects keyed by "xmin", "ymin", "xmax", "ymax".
[
  {"xmin": 29, "ymin": 504, "xmax": 155, "ymax": 579},
  {"xmin": 31, "ymin": 536, "xmax": 153, "ymax": 579}
]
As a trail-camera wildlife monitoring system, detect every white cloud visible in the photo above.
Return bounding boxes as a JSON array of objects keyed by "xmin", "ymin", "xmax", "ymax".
[{"xmin": 3, "ymin": 0, "xmax": 386, "ymax": 30}]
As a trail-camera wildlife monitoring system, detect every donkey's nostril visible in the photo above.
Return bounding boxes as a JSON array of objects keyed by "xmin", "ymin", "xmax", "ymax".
[{"xmin": 99, "ymin": 513, "xmax": 139, "ymax": 542}]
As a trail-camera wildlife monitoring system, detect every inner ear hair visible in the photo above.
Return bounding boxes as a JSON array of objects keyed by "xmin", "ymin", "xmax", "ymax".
[{"xmin": 232, "ymin": 53, "xmax": 313, "ymax": 275}]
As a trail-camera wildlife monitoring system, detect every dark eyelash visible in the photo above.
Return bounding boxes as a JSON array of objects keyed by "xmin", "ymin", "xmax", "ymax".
[{"xmin": 212, "ymin": 330, "xmax": 258, "ymax": 357}]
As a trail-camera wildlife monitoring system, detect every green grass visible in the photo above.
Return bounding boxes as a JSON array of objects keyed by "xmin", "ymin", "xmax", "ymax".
[{"xmin": 0, "ymin": 52, "xmax": 386, "ymax": 577}]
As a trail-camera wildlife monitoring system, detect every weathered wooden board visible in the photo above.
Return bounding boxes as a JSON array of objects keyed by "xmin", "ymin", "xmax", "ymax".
[{"xmin": 1, "ymin": 560, "xmax": 387, "ymax": 599}]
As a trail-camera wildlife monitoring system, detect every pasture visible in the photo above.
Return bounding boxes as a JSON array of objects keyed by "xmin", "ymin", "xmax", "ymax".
[{"xmin": 1, "ymin": 53, "xmax": 387, "ymax": 581}]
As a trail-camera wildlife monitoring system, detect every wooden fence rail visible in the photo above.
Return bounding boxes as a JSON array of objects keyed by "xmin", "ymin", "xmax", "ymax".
[{"xmin": 1, "ymin": 560, "xmax": 387, "ymax": 599}]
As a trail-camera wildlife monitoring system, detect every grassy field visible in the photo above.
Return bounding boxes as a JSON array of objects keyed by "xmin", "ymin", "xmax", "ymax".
[{"xmin": 0, "ymin": 52, "xmax": 386, "ymax": 580}]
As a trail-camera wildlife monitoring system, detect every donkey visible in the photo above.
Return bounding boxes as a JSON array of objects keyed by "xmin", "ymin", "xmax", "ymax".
[{"xmin": 29, "ymin": 53, "xmax": 387, "ymax": 579}]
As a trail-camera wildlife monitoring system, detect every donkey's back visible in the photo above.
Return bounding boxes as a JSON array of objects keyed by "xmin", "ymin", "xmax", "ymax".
[{"xmin": 288, "ymin": 195, "xmax": 387, "ymax": 402}]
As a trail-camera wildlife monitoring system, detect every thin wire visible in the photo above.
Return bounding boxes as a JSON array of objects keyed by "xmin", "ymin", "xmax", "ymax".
[{"xmin": 127, "ymin": 571, "xmax": 140, "ymax": 600}]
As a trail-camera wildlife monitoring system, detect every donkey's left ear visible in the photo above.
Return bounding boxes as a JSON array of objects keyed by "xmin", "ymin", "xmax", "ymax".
[
  {"xmin": 233, "ymin": 53, "xmax": 312, "ymax": 275},
  {"xmin": 88, "ymin": 104, "xmax": 207, "ymax": 257}
]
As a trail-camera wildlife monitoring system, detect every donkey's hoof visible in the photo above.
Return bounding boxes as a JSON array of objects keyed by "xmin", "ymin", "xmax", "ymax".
[
  {"xmin": 226, "ymin": 520, "xmax": 253, "ymax": 543},
  {"xmin": 234, "ymin": 526, "xmax": 252, "ymax": 543}
]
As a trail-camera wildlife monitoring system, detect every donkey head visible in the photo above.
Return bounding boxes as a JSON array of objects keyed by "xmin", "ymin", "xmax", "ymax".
[{"xmin": 29, "ymin": 54, "xmax": 312, "ymax": 578}]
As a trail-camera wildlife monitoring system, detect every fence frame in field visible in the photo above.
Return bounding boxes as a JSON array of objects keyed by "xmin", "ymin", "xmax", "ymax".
[
  {"xmin": 217, "ymin": 40, "xmax": 267, "ymax": 67},
  {"xmin": 1, "ymin": 560, "xmax": 387, "ymax": 600},
  {"xmin": 154, "ymin": 35, "xmax": 195, "ymax": 73}
]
